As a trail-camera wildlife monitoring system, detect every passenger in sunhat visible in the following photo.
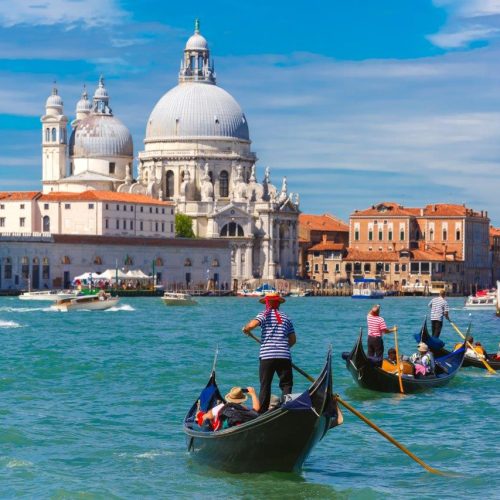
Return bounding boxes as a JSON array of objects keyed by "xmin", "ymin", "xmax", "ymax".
[{"xmin": 242, "ymin": 292, "xmax": 297, "ymax": 412}]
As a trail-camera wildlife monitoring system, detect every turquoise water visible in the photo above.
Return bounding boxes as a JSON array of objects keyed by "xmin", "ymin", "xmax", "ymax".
[{"xmin": 0, "ymin": 296, "xmax": 498, "ymax": 499}]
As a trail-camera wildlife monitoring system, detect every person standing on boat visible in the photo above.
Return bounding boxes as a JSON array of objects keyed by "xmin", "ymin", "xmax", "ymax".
[
  {"xmin": 367, "ymin": 304, "xmax": 397, "ymax": 359},
  {"xmin": 242, "ymin": 292, "xmax": 296, "ymax": 412},
  {"xmin": 428, "ymin": 290, "xmax": 450, "ymax": 338}
]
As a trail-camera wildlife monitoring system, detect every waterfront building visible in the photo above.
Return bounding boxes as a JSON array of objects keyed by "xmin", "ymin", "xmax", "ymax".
[
  {"xmin": 345, "ymin": 201, "xmax": 491, "ymax": 293},
  {"xmin": 298, "ymin": 214, "xmax": 349, "ymax": 285},
  {"xmin": 120, "ymin": 21, "xmax": 300, "ymax": 283},
  {"xmin": 490, "ymin": 226, "xmax": 500, "ymax": 284},
  {"xmin": 0, "ymin": 191, "xmax": 174, "ymax": 238}
]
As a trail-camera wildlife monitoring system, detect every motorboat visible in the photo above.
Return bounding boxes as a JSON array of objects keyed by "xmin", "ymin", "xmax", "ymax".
[
  {"xmin": 464, "ymin": 289, "xmax": 497, "ymax": 310},
  {"xmin": 53, "ymin": 292, "xmax": 119, "ymax": 311},
  {"xmin": 18, "ymin": 289, "xmax": 79, "ymax": 301},
  {"xmin": 161, "ymin": 292, "xmax": 197, "ymax": 306},
  {"xmin": 352, "ymin": 278, "xmax": 385, "ymax": 299},
  {"xmin": 237, "ymin": 283, "xmax": 276, "ymax": 297}
]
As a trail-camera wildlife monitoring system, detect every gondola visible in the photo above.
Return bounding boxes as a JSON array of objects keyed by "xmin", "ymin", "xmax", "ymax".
[
  {"xmin": 417, "ymin": 321, "xmax": 500, "ymax": 371},
  {"xmin": 183, "ymin": 349, "xmax": 343, "ymax": 473},
  {"xmin": 343, "ymin": 330, "xmax": 466, "ymax": 393}
]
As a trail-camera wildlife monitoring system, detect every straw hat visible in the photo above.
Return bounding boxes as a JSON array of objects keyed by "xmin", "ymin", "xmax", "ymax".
[
  {"xmin": 418, "ymin": 342, "xmax": 429, "ymax": 352},
  {"xmin": 259, "ymin": 291, "xmax": 285, "ymax": 304},
  {"xmin": 224, "ymin": 387, "xmax": 248, "ymax": 404}
]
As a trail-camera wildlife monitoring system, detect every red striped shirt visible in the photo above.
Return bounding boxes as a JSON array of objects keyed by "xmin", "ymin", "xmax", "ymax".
[{"xmin": 367, "ymin": 314, "xmax": 387, "ymax": 337}]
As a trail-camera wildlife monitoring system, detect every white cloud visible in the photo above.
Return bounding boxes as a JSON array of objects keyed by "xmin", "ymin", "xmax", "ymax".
[
  {"xmin": 427, "ymin": 25, "xmax": 500, "ymax": 47},
  {"xmin": 0, "ymin": 0, "xmax": 127, "ymax": 28}
]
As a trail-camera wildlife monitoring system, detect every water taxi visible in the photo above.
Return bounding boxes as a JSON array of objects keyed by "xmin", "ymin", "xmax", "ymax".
[
  {"xmin": 464, "ymin": 289, "xmax": 497, "ymax": 310},
  {"xmin": 53, "ymin": 292, "xmax": 119, "ymax": 311},
  {"xmin": 161, "ymin": 292, "xmax": 197, "ymax": 306},
  {"xmin": 19, "ymin": 290, "xmax": 79, "ymax": 301},
  {"xmin": 352, "ymin": 278, "xmax": 385, "ymax": 299}
]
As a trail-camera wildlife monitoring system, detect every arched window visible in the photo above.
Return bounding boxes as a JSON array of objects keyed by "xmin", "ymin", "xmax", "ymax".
[
  {"xmin": 219, "ymin": 170, "xmax": 229, "ymax": 197},
  {"xmin": 42, "ymin": 215, "xmax": 50, "ymax": 232},
  {"xmin": 155, "ymin": 257, "xmax": 163, "ymax": 266},
  {"xmin": 61, "ymin": 256, "xmax": 71, "ymax": 264},
  {"xmin": 364, "ymin": 263, "xmax": 371, "ymax": 273},
  {"xmin": 45, "ymin": 128, "xmax": 50, "ymax": 142},
  {"xmin": 42, "ymin": 257, "xmax": 50, "ymax": 279},
  {"xmin": 456, "ymin": 229, "xmax": 461, "ymax": 241},
  {"xmin": 220, "ymin": 222, "xmax": 244, "ymax": 237},
  {"xmin": 51, "ymin": 128, "xmax": 57, "ymax": 142},
  {"xmin": 124, "ymin": 255, "xmax": 133, "ymax": 266},
  {"xmin": 184, "ymin": 258, "xmax": 192, "ymax": 267},
  {"xmin": 166, "ymin": 171, "xmax": 174, "ymax": 198},
  {"xmin": 93, "ymin": 256, "xmax": 102, "ymax": 265},
  {"xmin": 211, "ymin": 258, "xmax": 220, "ymax": 267}
]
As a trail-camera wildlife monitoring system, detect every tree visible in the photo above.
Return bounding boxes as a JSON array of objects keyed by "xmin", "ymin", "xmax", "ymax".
[{"xmin": 175, "ymin": 213, "xmax": 195, "ymax": 238}]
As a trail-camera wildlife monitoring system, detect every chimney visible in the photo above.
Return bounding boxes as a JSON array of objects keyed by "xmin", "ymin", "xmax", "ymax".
[
  {"xmin": 322, "ymin": 234, "xmax": 327, "ymax": 243},
  {"xmin": 486, "ymin": 211, "xmax": 488, "ymax": 218}
]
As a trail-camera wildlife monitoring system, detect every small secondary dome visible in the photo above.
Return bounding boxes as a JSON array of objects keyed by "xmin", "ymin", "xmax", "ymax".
[
  {"xmin": 70, "ymin": 114, "xmax": 133, "ymax": 158},
  {"xmin": 76, "ymin": 86, "xmax": 92, "ymax": 113},
  {"xmin": 46, "ymin": 86, "xmax": 63, "ymax": 109}
]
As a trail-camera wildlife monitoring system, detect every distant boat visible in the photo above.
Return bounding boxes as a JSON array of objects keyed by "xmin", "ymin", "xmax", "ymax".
[
  {"xmin": 237, "ymin": 283, "xmax": 276, "ymax": 297},
  {"xmin": 53, "ymin": 292, "xmax": 119, "ymax": 311},
  {"xmin": 351, "ymin": 278, "xmax": 385, "ymax": 299},
  {"xmin": 19, "ymin": 290, "xmax": 79, "ymax": 301},
  {"xmin": 161, "ymin": 292, "xmax": 197, "ymax": 306},
  {"xmin": 464, "ymin": 288, "xmax": 497, "ymax": 310}
]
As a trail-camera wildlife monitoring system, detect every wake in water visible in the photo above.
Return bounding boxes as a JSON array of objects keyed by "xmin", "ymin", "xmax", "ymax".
[
  {"xmin": 0, "ymin": 305, "xmax": 52, "ymax": 313},
  {"xmin": 0, "ymin": 319, "xmax": 22, "ymax": 328},
  {"xmin": 106, "ymin": 304, "xmax": 135, "ymax": 312}
]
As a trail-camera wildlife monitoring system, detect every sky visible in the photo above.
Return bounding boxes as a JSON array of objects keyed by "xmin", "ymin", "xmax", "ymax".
[{"xmin": 1, "ymin": 0, "xmax": 500, "ymax": 224}]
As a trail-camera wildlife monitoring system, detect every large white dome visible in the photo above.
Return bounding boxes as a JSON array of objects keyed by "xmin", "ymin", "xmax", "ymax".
[
  {"xmin": 145, "ymin": 83, "xmax": 250, "ymax": 142},
  {"xmin": 70, "ymin": 114, "xmax": 133, "ymax": 158}
]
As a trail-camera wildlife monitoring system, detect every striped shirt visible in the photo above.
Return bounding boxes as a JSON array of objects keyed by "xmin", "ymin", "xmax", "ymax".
[
  {"xmin": 256, "ymin": 310, "xmax": 295, "ymax": 360},
  {"xmin": 428, "ymin": 296, "xmax": 449, "ymax": 321},
  {"xmin": 367, "ymin": 314, "xmax": 387, "ymax": 337}
]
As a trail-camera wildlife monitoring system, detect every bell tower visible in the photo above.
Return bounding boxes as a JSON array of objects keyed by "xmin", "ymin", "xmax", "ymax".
[{"xmin": 41, "ymin": 85, "xmax": 68, "ymax": 192}]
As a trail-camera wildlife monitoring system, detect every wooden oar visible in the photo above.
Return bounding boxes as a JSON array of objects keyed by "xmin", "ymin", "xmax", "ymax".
[
  {"xmin": 392, "ymin": 326, "xmax": 404, "ymax": 394},
  {"xmin": 243, "ymin": 330, "xmax": 455, "ymax": 476},
  {"xmin": 447, "ymin": 319, "xmax": 496, "ymax": 374}
]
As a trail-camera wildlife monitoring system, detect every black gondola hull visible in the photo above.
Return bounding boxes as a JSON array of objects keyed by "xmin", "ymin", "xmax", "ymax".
[
  {"xmin": 420, "ymin": 324, "xmax": 500, "ymax": 370},
  {"xmin": 185, "ymin": 409, "xmax": 329, "ymax": 473},
  {"xmin": 345, "ymin": 331, "xmax": 465, "ymax": 393},
  {"xmin": 183, "ymin": 350, "xmax": 339, "ymax": 473}
]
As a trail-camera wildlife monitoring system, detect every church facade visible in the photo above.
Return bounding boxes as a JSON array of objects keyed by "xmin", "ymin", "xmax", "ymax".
[{"xmin": 42, "ymin": 21, "xmax": 300, "ymax": 283}]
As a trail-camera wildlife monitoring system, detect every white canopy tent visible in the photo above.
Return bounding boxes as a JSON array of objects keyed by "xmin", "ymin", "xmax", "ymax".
[
  {"xmin": 97, "ymin": 269, "xmax": 128, "ymax": 281},
  {"xmin": 73, "ymin": 272, "xmax": 102, "ymax": 283},
  {"xmin": 125, "ymin": 269, "xmax": 150, "ymax": 280}
]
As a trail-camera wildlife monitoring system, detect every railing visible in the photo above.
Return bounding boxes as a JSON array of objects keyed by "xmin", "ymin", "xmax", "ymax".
[{"xmin": 0, "ymin": 232, "xmax": 52, "ymax": 241}]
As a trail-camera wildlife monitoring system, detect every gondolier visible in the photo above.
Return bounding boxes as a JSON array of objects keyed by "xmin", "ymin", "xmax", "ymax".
[
  {"xmin": 428, "ymin": 290, "xmax": 450, "ymax": 338},
  {"xmin": 242, "ymin": 292, "xmax": 296, "ymax": 412},
  {"xmin": 366, "ymin": 304, "xmax": 396, "ymax": 359}
]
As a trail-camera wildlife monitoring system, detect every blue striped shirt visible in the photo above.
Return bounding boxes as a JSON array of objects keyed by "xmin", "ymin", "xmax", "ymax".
[
  {"xmin": 256, "ymin": 310, "xmax": 295, "ymax": 360},
  {"xmin": 428, "ymin": 296, "xmax": 449, "ymax": 321}
]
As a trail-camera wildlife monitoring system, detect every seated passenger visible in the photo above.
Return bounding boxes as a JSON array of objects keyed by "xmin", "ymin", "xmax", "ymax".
[
  {"xmin": 492, "ymin": 343, "xmax": 500, "ymax": 361},
  {"xmin": 201, "ymin": 386, "xmax": 260, "ymax": 430},
  {"xmin": 381, "ymin": 348, "xmax": 398, "ymax": 373},
  {"xmin": 463, "ymin": 337, "xmax": 487, "ymax": 359},
  {"xmin": 410, "ymin": 343, "xmax": 435, "ymax": 377}
]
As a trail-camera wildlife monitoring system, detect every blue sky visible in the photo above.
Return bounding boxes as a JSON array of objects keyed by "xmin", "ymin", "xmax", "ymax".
[{"xmin": 1, "ymin": 0, "xmax": 500, "ymax": 224}]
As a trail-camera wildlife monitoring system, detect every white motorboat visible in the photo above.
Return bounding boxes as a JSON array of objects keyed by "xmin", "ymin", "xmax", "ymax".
[
  {"xmin": 465, "ymin": 289, "xmax": 497, "ymax": 310},
  {"xmin": 352, "ymin": 278, "xmax": 385, "ymax": 299},
  {"xmin": 53, "ymin": 292, "xmax": 119, "ymax": 311},
  {"xmin": 161, "ymin": 292, "xmax": 197, "ymax": 306},
  {"xmin": 19, "ymin": 290, "xmax": 79, "ymax": 301}
]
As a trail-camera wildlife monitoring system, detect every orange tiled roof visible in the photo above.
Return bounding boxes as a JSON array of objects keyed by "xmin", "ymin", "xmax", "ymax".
[
  {"xmin": 344, "ymin": 249, "xmax": 400, "ymax": 262},
  {"xmin": 422, "ymin": 204, "xmax": 485, "ymax": 218},
  {"xmin": 489, "ymin": 226, "xmax": 500, "ymax": 237},
  {"xmin": 308, "ymin": 242, "xmax": 346, "ymax": 252},
  {"xmin": 299, "ymin": 213, "xmax": 348, "ymax": 233},
  {"xmin": 351, "ymin": 202, "xmax": 417, "ymax": 217},
  {"xmin": 0, "ymin": 191, "xmax": 40, "ymax": 201},
  {"xmin": 39, "ymin": 190, "xmax": 173, "ymax": 206}
]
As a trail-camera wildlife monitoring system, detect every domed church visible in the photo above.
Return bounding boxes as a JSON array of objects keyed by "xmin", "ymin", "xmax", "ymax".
[
  {"xmin": 131, "ymin": 20, "xmax": 300, "ymax": 282},
  {"xmin": 41, "ymin": 20, "xmax": 300, "ymax": 282}
]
